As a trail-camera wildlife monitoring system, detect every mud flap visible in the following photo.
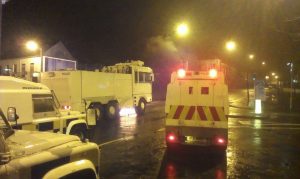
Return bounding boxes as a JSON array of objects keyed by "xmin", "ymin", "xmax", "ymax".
[{"xmin": 86, "ymin": 108, "xmax": 96, "ymax": 126}]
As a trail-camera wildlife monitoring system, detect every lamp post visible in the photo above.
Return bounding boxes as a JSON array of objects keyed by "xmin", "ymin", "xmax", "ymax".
[
  {"xmin": 25, "ymin": 40, "xmax": 43, "ymax": 82},
  {"xmin": 25, "ymin": 40, "xmax": 42, "ymax": 57},
  {"xmin": 25, "ymin": 40, "xmax": 43, "ymax": 70},
  {"xmin": 287, "ymin": 62, "xmax": 294, "ymax": 112},
  {"xmin": 246, "ymin": 54, "xmax": 255, "ymax": 105},
  {"xmin": 175, "ymin": 22, "xmax": 189, "ymax": 69}
]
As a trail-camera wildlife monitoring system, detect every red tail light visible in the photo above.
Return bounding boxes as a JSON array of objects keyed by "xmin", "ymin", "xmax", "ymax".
[
  {"xmin": 217, "ymin": 138, "xmax": 225, "ymax": 144},
  {"xmin": 215, "ymin": 137, "xmax": 226, "ymax": 145},
  {"xmin": 167, "ymin": 133, "xmax": 177, "ymax": 142}
]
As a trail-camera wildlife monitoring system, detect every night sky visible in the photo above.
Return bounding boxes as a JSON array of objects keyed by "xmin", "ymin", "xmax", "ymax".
[{"xmin": 1, "ymin": 0, "xmax": 300, "ymax": 73}]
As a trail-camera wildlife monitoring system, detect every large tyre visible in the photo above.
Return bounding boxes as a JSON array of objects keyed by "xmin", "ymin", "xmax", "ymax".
[
  {"xmin": 136, "ymin": 98, "xmax": 147, "ymax": 115},
  {"xmin": 94, "ymin": 103, "xmax": 104, "ymax": 121},
  {"xmin": 106, "ymin": 101, "xmax": 120, "ymax": 120},
  {"xmin": 70, "ymin": 125, "xmax": 87, "ymax": 141}
]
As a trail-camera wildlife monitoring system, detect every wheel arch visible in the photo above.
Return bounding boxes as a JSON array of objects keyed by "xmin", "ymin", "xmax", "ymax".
[{"xmin": 66, "ymin": 119, "xmax": 88, "ymax": 135}]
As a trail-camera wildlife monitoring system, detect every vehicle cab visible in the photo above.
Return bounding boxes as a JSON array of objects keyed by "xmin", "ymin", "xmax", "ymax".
[{"xmin": 0, "ymin": 76, "xmax": 89, "ymax": 140}]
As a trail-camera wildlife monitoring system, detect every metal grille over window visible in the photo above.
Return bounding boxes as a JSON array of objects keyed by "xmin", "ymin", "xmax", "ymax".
[{"xmin": 32, "ymin": 94, "xmax": 55, "ymax": 113}]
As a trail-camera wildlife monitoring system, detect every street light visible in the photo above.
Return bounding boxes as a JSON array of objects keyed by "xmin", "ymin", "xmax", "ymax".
[
  {"xmin": 265, "ymin": 75, "xmax": 269, "ymax": 80},
  {"xmin": 176, "ymin": 23, "xmax": 189, "ymax": 37},
  {"xmin": 271, "ymin": 72, "xmax": 276, "ymax": 76},
  {"xmin": 249, "ymin": 54, "xmax": 254, "ymax": 60},
  {"xmin": 25, "ymin": 40, "xmax": 43, "ymax": 74},
  {"xmin": 25, "ymin": 40, "xmax": 42, "ymax": 56},
  {"xmin": 25, "ymin": 40, "xmax": 39, "ymax": 51},
  {"xmin": 225, "ymin": 41, "xmax": 236, "ymax": 52},
  {"xmin": 262, "ymin": 61, "xmax": 266, "ymax": 65}
]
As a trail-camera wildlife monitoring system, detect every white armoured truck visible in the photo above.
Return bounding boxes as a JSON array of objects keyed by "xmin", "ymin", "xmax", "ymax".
[
  {"xmin": 41, "ymin": 60, "xmax": 154, "ymax": 121},
  {"xmin": 165, "ymin": 61, "xmax": 229, "ymax": 150}
]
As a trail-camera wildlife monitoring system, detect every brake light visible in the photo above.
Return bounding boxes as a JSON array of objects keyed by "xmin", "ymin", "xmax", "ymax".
[
  {"xmin": 215, "ymin": 137, "xmax": 226, "ymax": 145},
  {"xmin": 177, "ymin": 69, "xmax": 186, "ymax": 78},
  {"xmin": 209, "ymin": 69, "xmax": 218, "ymax": 78},
  {"xmin": 217, "ymin": 138, "xmax": 225, "ymax": 144},
  {"xmin": 167, "ymin": 133, "xmax": 177, "ymax": 142}
]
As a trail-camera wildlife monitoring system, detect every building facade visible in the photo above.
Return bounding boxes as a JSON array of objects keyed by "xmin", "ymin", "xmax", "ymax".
[{"xmin": 0, "ymin": 42, "xmax": 77, "ymax": 82}]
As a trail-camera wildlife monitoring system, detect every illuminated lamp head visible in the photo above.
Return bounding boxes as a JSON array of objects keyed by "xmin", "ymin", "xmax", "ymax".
[
  {"xmin": 177, "ymin": 69, "xmax": 186, "ymax": 78},
  {"xmin": 209, "ymin": 69, "xmax": 218, "ymax": 78}
]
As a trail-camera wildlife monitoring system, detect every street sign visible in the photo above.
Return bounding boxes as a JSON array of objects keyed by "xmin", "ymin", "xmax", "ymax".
[{"xmin": 254, "ymin": 80, "xmax": 266, "ymax": 101}]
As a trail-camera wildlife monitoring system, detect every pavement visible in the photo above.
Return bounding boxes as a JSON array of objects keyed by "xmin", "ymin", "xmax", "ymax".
[{"xmin": 229, "ymin": 88, "xmax": 300, "ymax": 118}]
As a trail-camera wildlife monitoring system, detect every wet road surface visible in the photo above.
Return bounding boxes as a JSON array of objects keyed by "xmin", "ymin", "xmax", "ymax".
[{"xmin": 89, "ymin": 90, "xmax": 300, "ymax": 178}]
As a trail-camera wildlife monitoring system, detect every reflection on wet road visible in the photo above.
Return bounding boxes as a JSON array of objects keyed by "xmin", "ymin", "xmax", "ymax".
[
  {"xmin": 158, "ymin": 149, "xmax": 226, "ymax": 179},
  {"xmin": 88, "ymin": 99, "xmax": 300, "ymax": 178}
]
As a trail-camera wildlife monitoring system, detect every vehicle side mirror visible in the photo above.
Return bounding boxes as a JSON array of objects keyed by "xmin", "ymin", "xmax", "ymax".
[{"xmin": 7, "ymin": 107, "xmax": 18, "ymax": 122}]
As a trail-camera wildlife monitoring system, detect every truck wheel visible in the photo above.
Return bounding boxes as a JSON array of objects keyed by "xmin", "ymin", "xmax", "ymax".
[
  {"xmin": 94, "ymin": 104, "xmax": 104, "ymax": 121},
  {"xmin": 70, "ymin": 125, "xmax": 87, "ymax": 141},
  {"xmin": 136, "ymin": 98, "xmax": 146, "ymax": 115},
  {"xmin": 106, "ymin": 101, "xmax": 119, "ymax": 120}
]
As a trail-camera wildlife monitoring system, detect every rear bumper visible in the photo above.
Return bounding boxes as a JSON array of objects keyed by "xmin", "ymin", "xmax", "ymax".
[{"xmin": 166, "ymin": 126, "xmax": 228, "ymax": 148}]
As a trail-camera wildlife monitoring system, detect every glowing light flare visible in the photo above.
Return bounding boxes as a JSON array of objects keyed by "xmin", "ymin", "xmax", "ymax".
[
  {"xmin": 167, "ymin": 133, "xmax": 176, "ymax": 142},
  {"xmin": 32, "ymin": 72, "xmax": 39, "ymax": 77},
  {"xmin": 75, "ymin": 160, "xmax": 86, "ymax": 165},
  {"xmin": 215, "ymin": 137, "xmax": 226, "ymax": 145},
  {"xmin": 177, "ymin": 69, "xmax": 186, "ymax": 78},
  {"xmin": 249, "ymin": 54, "xmax": 254, "ymax": 59},
  {"xmin": 217, "ymin": 138, "xmax": 225, "ymax": 144},
  {"xmin": 209, "ymin": 69, "xmax": 218, "ymax": 78},
  {"xmin": 25, "ymin": 144, "xmax": 34, "ymax": 149},
  {"xmin": 262, "ymin": 61, "xmax": 266, "ymax": 65},
  {"xmin": 255, "ymin": 99, "xmax": 262, "ymax": 114},
  {"xmin": 63, "ymin": 105, "xmax": 71, "ymax": 110},
  {"xmin": 275, "ymin": 75, "xmax": 279, "ymax": 79},
  {"xmin": 176, "ymin": 23, "xmax": 189, "ymax": 37},
  {"xmin": 265, "ymin": 76, "xmax": 269, "ymax": 80},
  {"xmin": 225, "ymin": 41, "xmax": 236, "ymax": 51},
  {"xmin": 26, "ymin": 40, "xmax": 39, "ymax": 51},
  {"xmin": 119, "ymin": 107, "xmax": 137, "ymax": 117}
]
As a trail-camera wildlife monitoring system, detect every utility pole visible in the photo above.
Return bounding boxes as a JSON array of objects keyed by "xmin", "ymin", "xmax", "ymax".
[
  {"xmin": 289, "ymin": 62, "xmax": 294, "ymax": 112},
  {"xmin": 246, "ymin": 72, "xmax": 250, "ymax": 105},
  {"xmin": 0, "ymin": 1, "xmax": 2, "ymax": 60}
]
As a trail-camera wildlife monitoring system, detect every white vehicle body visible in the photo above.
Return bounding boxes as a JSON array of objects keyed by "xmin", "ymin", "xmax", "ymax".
[
  {"xmin": 165, "ymin": 60, "xmax": 229, "ymax": 149},
  {"xmin": 0, "ymin": 111, "xmax": 100, "ymax": 179},
  {"xmin": 41, "ymin": 60, "xmax": 154, "ymax": 120},
  {"xmin": 0, "ymin": 76, "xmax": 90, "ymax": 140}
]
